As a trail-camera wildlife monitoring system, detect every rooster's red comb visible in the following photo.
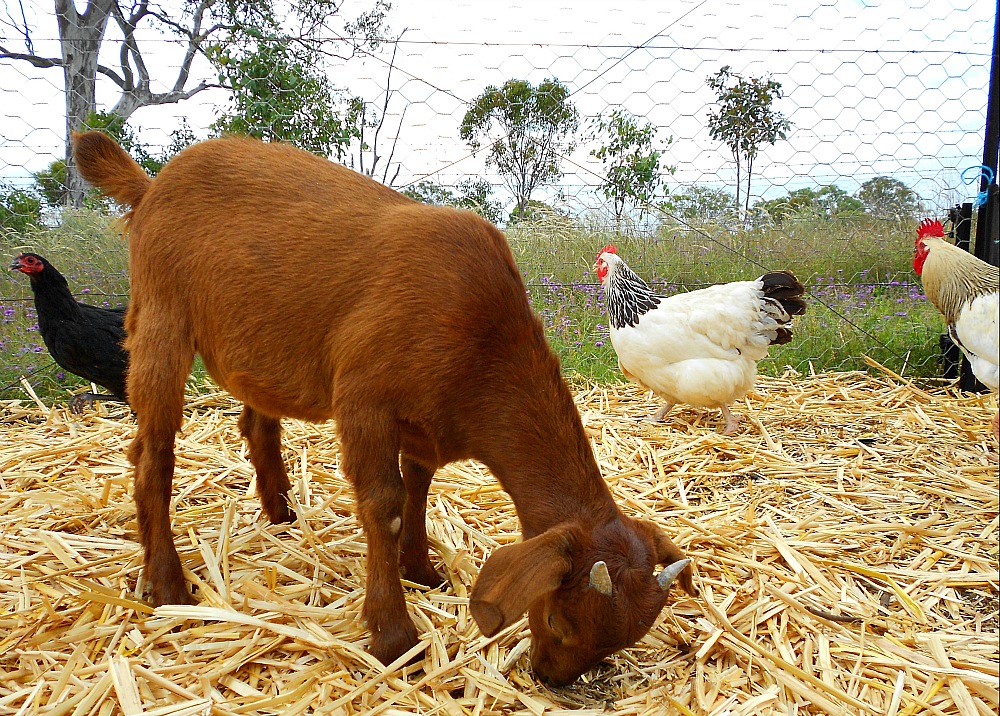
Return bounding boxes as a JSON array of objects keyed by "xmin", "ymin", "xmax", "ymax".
[
  {"xmin": 597, "ymin": 244, "xmax": 617, "ymax": 261},
  {"xmin": 916, "ymin": 218, "xmax": 944, "ymax": 241}
]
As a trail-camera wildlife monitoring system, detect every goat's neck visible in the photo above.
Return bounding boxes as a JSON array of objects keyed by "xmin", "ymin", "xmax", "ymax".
[{"xmin": 475, "ymin": 369, "xmax": 622, "ymax": 539}]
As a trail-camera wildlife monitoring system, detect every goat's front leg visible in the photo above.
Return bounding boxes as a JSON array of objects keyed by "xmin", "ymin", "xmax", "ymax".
[
  {"xmin": 399, "ymin": 457, "xmax": 445, "ymax": 589},
  {"xmin": 338, "ymin": 411, "xmax": 421, "ymax": 666},
  {"xmin": 238, "ymin": 406, "xmax": 294, "ymax": 524}
]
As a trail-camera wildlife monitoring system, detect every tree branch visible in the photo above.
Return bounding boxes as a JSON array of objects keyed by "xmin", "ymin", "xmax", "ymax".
[
  {"xmin": 107, "ymin": 0, "xmax": 221, "ymax": 119},
  {"xmin": 379, "ymin": 104, "xmax": 406, "ymax": 185},
  {"xmin": 0, "ymin": 46, "xmax": 61, "ymax": 67},
  {"xmin": 368, "ymin": 29, "xmax": 406, "ymax": 176},
  {"xmin": 2, "ymin": 0, "xmax": 35, "ymax": 55}
]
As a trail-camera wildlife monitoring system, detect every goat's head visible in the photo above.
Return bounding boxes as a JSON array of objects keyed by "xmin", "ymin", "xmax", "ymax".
[{"xmin": 470, "ymin": 518, "xmax": 695, "ymax": 686}]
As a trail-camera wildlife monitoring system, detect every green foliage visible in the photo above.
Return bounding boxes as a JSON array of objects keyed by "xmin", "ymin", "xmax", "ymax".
[
  {"xmin": 856, "ymin": 176, "xmax": 923, "ymax": 221},
  {"xmin": 401, "ymin": 179, "xmax": 504, "ymax": 224},
  {"xmin": 589, "ymin": 109, "xmax": 674, "ymax": 224},
  {"xmin": 455, "ymin": 179, "xmax": 504, "ymax": 225},
  {"xmin": 343, "ymin": 0, "xmax": 393, "ymax": 51},
  {"xmin": 209, "ymin": 38, "xmax": 362, "ymax": 158},
  {"xmin": 508, "ymin": 199, "xmax": 576, "ymax": 227},
  {"xmin": 663, "ymin": 185, "xmax": 737, "ymax": 225},
  {"xmin": 460, "ymin": 78, "xmax": 579, "ymax": 220},
  {"xmin": 402, "ymin": 181, "xmax": 456, "ymax": 205},
  {"xmin": 32, "ymin": 113, "xmax": 197, "ymax": 209},
  {"xmin": 706, "ymin": 66, "xmax": 791, "ymax": 215},
  {"xmin": 0, "ymin": 183, "xmax": 42, "ymax": 234},
  {"xmin": 676, "ymin": 178, "xmax": 922, "ymax": 229},
  {"xmin": 161, "ymin": 120, "xmax": 201, "ymax": 164},
  {"xmin": 752, "ymin": 185, "xmax": 863, "ymax": 225},
  {"xmin": 32, "ymin": 161, "xmax": 67, "ymax": 208},
  {"xmin": 81, "ymin": 111, "xmax": 159, "ymax": 173}
]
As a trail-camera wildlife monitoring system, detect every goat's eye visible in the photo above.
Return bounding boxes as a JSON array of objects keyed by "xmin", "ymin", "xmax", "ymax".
[{"xmin": 547, "ymin": 612, "xmax": 570, "ymax": 638}]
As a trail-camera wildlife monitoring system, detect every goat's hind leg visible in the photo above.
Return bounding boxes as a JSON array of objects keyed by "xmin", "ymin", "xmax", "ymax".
[
  {"xmin": 238, "ymin": 406, "xmax": 294, "ymax": 524},
  {"xmin": 126, "ymin": 306, "xmax": 196, "ymax": 606},
  {"xmin": 399, "ymin": 457, "xmax": 445, "ymax": 589}
]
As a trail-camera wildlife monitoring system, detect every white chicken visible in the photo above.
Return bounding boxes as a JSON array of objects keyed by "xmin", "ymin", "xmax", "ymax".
[
  {"xmin": 595, "ymin": 245, "xmax": 806, "ymax": 434},
  {"xmin": 914, "ymin": 218, "xmax": 999, "ymax": 439}
]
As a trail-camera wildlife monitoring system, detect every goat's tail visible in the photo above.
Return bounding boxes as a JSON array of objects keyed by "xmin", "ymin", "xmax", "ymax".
[
  {"xmin": 73, "ymin": 130, "xmax": 152, "ymax": 209},
  {"xmin": 759, "ymin": 270, "xmax": 807, "ymax": 345}
]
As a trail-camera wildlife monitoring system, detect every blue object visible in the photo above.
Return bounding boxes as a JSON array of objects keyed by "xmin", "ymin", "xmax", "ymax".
[{"xmin": 960, "ymin": 165, "xmax": 994, "ymax": 207}]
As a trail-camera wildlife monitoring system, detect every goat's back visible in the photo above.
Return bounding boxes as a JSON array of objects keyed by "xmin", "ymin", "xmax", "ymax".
[{"xmin": 123, "ymin": 137, "xmax": 536, "ymax": 425}]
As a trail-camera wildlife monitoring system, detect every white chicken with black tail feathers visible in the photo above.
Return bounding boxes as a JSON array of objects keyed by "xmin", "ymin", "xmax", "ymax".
[{"xmin": 595, "ymin": 244, "xmax": 806, "ymax": 434}]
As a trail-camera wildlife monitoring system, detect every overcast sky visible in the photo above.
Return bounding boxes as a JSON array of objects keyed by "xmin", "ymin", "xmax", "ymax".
[{"xmin": 1, "ymin": 0, "xmax": 994, "ymax": 212}]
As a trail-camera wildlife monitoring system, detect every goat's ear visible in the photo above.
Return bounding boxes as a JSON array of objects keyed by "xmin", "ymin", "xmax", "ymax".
[
  {"xmin": 634, "ymin": 520, "xmax": 697, "ymax": 596},
  {"xmin": 470, "ymin": 525, "xmax": 577, "ymax": 636}
]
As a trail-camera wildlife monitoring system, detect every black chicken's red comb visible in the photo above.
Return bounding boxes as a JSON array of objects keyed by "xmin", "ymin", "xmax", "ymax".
[{"xmin": 916, "ymin": 218, "xmax": 944, "ymax": 241}]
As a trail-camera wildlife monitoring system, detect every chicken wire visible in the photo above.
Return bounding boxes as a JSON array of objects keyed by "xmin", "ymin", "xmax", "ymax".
[{"xmin": 0, "ymin": 0, "xmax": 995, "ymax": 398}]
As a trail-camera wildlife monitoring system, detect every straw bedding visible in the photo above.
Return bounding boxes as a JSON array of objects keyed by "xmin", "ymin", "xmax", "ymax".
[{"xmin": 0, "ymin": 371, "xmax": 996, "ymax": 715}]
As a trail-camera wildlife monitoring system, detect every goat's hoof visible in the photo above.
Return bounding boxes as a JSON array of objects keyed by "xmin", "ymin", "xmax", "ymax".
[
  {"xmin": 268, "ymin": 503, "xmax": 295, "ymax": 524},
  {"xmin": 261, "ymin": 495, "xmax": 294, "ymax": 524},
  {"xmin": 369, "ymin": 624, "xmax": 422, "ymax": 666},
  {"xmin": 402, "ymin": 562, "xmax": 446, "ymax": 590},
  {"xmin": 150, "ymin": 582, "xmax": 197, "ymax": 607}
]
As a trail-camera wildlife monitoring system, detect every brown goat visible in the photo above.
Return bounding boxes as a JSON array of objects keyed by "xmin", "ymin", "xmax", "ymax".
[{"xmin": 73, "ymin": 130, "xmax": 696, "ymax": 686}]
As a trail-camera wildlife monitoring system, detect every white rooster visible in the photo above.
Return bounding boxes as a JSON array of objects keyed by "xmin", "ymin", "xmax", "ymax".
[
  {"xmin": 914, "ymin": 218, "xmax": 999, "ymax": 439},
  {"xmin": 595, "ymin": 245, "xmax": 806, "ymax": 434}
]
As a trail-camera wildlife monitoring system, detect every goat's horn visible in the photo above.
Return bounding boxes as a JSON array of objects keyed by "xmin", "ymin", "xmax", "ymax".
[
  {"xmin": 657, "ymin": 559, "xmax": 691, "ymax": 591},
  {"xmin": 588, "ymin": 560, "xmax": 612, "ymax": 596}
]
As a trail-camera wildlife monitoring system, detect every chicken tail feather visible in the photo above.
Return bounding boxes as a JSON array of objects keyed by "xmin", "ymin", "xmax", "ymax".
[
  {"xmin": 758, "ymin": 270, "xmax": 806, "ymax": 345},
  {"xmin": 771, "ymin": 326, "xmax": 794, "ymax": 345},
  {"xmin": 760, "ymin": 270, "xmax": 807, "ymax": 316},
  {"xmin": 72, "ymin": 131, "xmax": 152, "ymax": 211}
]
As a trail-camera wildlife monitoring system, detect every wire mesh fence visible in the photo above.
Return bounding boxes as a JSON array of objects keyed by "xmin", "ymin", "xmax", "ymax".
[{"xmin": 1, "ymin": 0, "xmax": 995, "ymax": 400}]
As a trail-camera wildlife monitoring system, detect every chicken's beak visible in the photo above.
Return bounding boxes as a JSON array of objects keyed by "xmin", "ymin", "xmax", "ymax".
[{"xmin": 9, "ymin": 257, "xmax": 23, "ymax": 271}]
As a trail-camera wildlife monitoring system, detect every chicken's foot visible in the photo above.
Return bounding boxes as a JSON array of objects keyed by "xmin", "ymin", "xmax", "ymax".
[
  {"xmin": 69, "ymin": 392, "xmax": 121, "ymax": 414},
  {"xmin": 650, "ymin": 402, "xmax": 674, "ymax": 422},
  {"xmin": 720, "ymin": 405, "xmax": 743, "ymax": 435}
]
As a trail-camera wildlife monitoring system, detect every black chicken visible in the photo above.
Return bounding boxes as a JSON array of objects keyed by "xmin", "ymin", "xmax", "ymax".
[{"xmin": 10, "ymin": 253, "xmax": 129, "ymax": 413}]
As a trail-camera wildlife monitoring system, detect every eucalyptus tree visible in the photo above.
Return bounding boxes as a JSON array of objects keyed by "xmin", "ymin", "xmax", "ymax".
[
  {"xmin": 460, "ymin": 78, "xmax": 579, "ymax": 220},
  {"xmin": 706, "ymin": 65, "xmax": 791, "ymax": 218},
  {"xmin": 1, "ymin": 0, "xmax": 390, "ymax": 205}
]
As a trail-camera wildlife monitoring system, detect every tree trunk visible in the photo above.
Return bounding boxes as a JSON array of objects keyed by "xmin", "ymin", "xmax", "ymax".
[
  {"xmin": 733, "ymin": 152, "xmax": 742, "ymax": 221},
  {"xmin": 56, "ymin": 0, "xmax": 114, "ymax": 207}
]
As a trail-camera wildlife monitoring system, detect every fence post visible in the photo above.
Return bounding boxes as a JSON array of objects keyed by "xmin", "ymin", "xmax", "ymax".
[{"xmin": 974, "ymin": 0, "xmax": 999, "ymax": 268}]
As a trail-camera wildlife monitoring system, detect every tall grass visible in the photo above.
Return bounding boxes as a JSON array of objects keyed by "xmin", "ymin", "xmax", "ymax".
[
  {"xmin": 507, "ymin": 213, "xmax": 945, "ymax": 380},
  {"xmin": 2, "ymin": 209, "xmax": 947, "ymax": 402}
]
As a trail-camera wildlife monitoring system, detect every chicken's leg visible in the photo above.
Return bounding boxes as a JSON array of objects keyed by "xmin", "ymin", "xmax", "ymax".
[
  {"xmin": 69, "ymin": 391, "xmax": 122, "ymax": 414},
  {"xmin": 720, "ymin": 405, "xmax": 743, "ymax": 435},
  {"xmin": 651, "ymin": 401, "xmax": 674, "ymax": 422}
]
